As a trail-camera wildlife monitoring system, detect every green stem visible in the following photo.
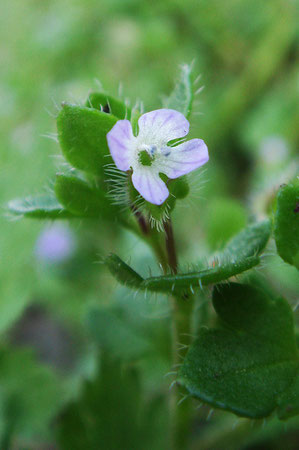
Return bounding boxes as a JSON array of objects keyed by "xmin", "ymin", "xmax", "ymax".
[
  {"xmin": 170, "ymin": 293, "xmax": 194, "ymax": 450},
  {"xmin": 164, "ymin": 219, "xmax": 178, "ymax": 274},
  {"xmin": 133, "ymin": 212, "xmax": 194, "ymax": 448},
  {"xmin": 131, "ymin": 203, "xmax": 149, "ymax": 235},
  {"xmin": 131, "ymin": 205, "xmax": 168, "ymax": 273},
  {"xmin": 164, "ymin": 217, "xmax": 193, "ymax": 450},
  {"xmin": 149, "ymin": 231, "xmax": 168, "ymax": 273}
]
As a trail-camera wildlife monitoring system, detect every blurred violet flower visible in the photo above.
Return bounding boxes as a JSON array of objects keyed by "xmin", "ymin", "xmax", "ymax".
[
  {"xmin": 35, "ymin": 224, "xmax": 76, "ymax": 263},
  {"xmin": 107, "ymin": 109, "xmax": 209, "ymax": 205}
]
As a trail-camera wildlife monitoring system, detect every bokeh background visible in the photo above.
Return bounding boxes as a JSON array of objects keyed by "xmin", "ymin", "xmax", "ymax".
[{"xmin": 1, "ymin": 0, "xmax": 299, "ymax": 448}]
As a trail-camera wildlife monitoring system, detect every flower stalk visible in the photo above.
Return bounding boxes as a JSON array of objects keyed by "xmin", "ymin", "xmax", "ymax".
[
  {"xmin": 163, "ymin": 217, "xmax": 194, "ymax": 450},
  {"xmin": 164, "ymin": 218, "xmax": 178, "ymax": 274}
]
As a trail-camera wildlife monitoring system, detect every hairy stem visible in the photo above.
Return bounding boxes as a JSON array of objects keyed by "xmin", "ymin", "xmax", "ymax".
[
  {"xmin": 170, "ymin": 294, "xmax": 194, "ymax": 450},
  {"xmin": 164, "ymin": 218, "xmax": 178, "ymax": 274},
  {"xmin": 164, "ymin": 217, "xmax": 193, "ymax": 449},
  {"xmin": 150, "ymin": 233, "xmax": 169, "ymax": 273},
  {"xmin": 131, "ymin": 204, "xmax": 168, "ymax": 272},
  {"xmin": 131, "ymin": 203, "xmax": 149, "ymax": 235}
]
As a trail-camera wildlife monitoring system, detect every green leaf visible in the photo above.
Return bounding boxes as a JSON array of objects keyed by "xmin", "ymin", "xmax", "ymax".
[
  {"xmin": 277, "ymin": 372, "xmax": 299, "ymax": 419},
  {"xmin": 54, "ymin": 174, "xmax": 112, "ymax": 218},
  {"xmin": 178, "ymin": 283, "xmax": 299, "ymax": 419},
  {"xmin": 86, "ymin": 92, "xmax": 130, "ymax": 119},
  {"xmin": 105, "ymin": 254, "xmax": 144, "ymax": 289},
  {"xmin": 105, "ymin": 253, "xmax": 259, "ymax": 293},
  {"xmin": 105, "ymin": 221, "xmax": 271, "ymax": 294},
  {"xmin": 274, "ymin": 179, "xmax": 299, "ymax": 269},
  {"xmin": 141, "ymin": 256, "xmax": 260, "ymax": 293},
  {"xmin": 87, "ymin": 307, "xmax": 150, "ymax": 360},
  {"xmin": 222, "ymin": 219, "xmax": 271, "ymax": 261},
  {"xmin": 57, "ymin": 103, "xmax": 117, "ymax": 176},
  {"xmin": 7, "ymin": 194, "xmax": 72, "ymax": 219},
  {"xmin": 163, "ymin": 64, "xmax": 194, "ymax": 119}
]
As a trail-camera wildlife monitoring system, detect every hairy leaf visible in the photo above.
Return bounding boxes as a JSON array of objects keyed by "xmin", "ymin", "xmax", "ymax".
[
  {"xmin": 54, "ymin": 174, "xmax": 112, "ymax": 218},
  {"xmin": 105, "ymin": 254, "xmax": 259, "ymax": 293},
  {"xmin": 221, "ymin": 219, "xmax": 271, "ymax": 261},
  {"xmin": 105, "ymin": 254, "xmax": 144, "ymax": 288},
  {"xmin": 105, "ymin": 221, "xmax": 270, "ymax": 293},
  {"xmin": 7, "ymin": 194, "xmax": 72, "ymax": 219},
  {"xmin": 86, "ymin": 92, "xmax": 130, "ymax": 119},
  {"xmin": 57, "ymin": 103, "xmax": 117, "ymax": 176},
  {"xmin": 178, "ymin": 283, "xmax": 299, "ymax": 419},
  {"xmin": 163, "ymin": 64, "xmax": 194, "ymax": 119},
  {"xmin": 141, "ymin": 256, "xmax": 260, "ymax": 293},
  {"xmin": 274, "ymin": 179, "xmax": 299, "ymax": 269}
]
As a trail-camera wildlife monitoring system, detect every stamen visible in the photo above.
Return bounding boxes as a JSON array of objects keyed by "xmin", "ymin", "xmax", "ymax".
[{"xmin": 161, "ymin": 145, "xmax": 171, "ymax": 157}]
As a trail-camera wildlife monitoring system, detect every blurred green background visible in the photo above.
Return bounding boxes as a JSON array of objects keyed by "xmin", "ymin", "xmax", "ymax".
[{"xmin": 1, "ymin": 0, "xmax": 299, "ymax": 448}]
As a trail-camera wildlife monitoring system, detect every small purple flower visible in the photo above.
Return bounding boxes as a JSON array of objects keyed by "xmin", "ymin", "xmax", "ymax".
[
  {"xmin": 107, "ymin": 109, "xmax": 209, "ymax": 205},
  {"xmin": 35, "ymin": 224, "xmax": 76, "ymax": 263}
]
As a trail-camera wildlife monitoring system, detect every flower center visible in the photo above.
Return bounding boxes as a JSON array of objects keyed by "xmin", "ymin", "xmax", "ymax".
[
  {"xmin": 138, "ymin": 145, "xmax": 157, "ymax": 167},
  {"xmin": 139, "ymin": 150, "xmax": 154, "ymax": 166}
]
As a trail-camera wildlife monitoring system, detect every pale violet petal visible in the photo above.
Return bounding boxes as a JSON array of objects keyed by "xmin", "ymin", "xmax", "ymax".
[
  {"xmin": 137, "ymin": 109, "xmax": 189, "ymax": 146},
  {"xmin": 106, "ymin": 120, "xmax": 135, "ymax": 171},
  {"xmin": 132, "ymin": 169, "xmax": 169, "ymax": 205},
  {"xmin": 158, "ymin": 139, "xmax": 209, "ymax": 178}
]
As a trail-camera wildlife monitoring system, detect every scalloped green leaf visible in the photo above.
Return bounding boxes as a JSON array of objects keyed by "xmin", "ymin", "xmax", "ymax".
[
  {"xmin": 7, "ymin": 194, "xmax": 72, "ymax": 219},
  {"xmin": 57, "ymin": 103, "xmax": 117, "ymax": 176},
  {"xmin": 163, "ymin": 64, "xmax": 194, "ymax": 119},
  {"xmin": 86, "ymin": 92, "xmax": 130, "ymax": 119},
  {"xmin": 178, "ymin": 283, "xmax": 299, "ymax": 419},
  {"xmin": 54, "ymin": 174, "xmax": 113, "ymax": 218},
  {"xmin": 274, "ymin": 179, "xmax": 299, "ymax": 269}
]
